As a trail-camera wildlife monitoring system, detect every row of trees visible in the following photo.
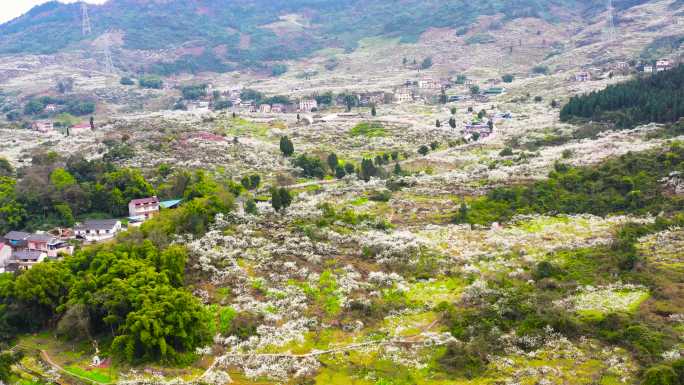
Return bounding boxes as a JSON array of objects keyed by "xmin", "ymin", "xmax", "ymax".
[
  {"xmin": 0, "ymin": 152, "xmax": 153, "ymax": 232},
  {"xmin": 279, "ymin": 136, "xmax": 406, "ymax": 183},
  {"xmin": 23, "ymin": 96, "xmax": 95, "ymax": 117},
  {"xmin": 561, "ymin": 64, "xmax": 684, "ymax": 128}
]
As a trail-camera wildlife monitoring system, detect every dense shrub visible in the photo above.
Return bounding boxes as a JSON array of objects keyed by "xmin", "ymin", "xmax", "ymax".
[{"xmin": 465, "ymin": 143, "xmax": 684, "ymax": 224}]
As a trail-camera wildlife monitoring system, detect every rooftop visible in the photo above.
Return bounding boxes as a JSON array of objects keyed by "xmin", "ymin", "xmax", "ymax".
[
  {"xmin": 3, "ymin": 231, "xmax": 31, "ymax": 241},
  {"xmin": 27, "ymin": 233, "xmax": 57, "ymax": 243},
  {"xmin": 12, "ymin": 250, "xmax": 45, "ymax": 261},
  {"xmin": 130, "ymin": 196, "xmax": 159, "ymax": 206},
  {"xmin": 160, "ymin": 199, "xmax": 183, "ymax": 209},
  {"xmin": 72, "ymin": 122, "xmax": 91, "ymax": 129},
  {"xmin": 76, "ymin": 219, "xmax": 121, "ymax": 231}
]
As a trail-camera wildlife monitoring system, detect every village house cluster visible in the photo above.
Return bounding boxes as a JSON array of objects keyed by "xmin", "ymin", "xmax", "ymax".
[
  {"xmin": 574, "ymin": 58, "xmax": 677, "ymax": 82},
  {"xmin": 179, "ymin": 74, "xmax": 511, "ymax": 118},
  {"xmin": 0, "ymin": 231, "xmax": 73, "ymax": 271},
  {"xmin": 1, "ymin": 197, "xmax": 182, "ymax": 272}
]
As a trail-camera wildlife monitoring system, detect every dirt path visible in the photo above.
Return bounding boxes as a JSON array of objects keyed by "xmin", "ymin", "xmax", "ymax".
[{"xmin": 40, "ymin": 350, "xmax": 111, "ymax": 385}]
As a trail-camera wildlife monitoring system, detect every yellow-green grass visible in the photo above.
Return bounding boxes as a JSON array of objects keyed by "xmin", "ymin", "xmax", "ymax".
[
  {"xmin": 406, "ymin": 278, "xmax": 464, "ymax": 307},
  {"xmin": 64, "ymin": 365, "xmax": 115, "ymax": 384}
]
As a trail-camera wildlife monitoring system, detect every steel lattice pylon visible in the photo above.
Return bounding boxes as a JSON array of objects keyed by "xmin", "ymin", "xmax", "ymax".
[{"xmin": 81, "ymin": 2, "xmax": 92, "ymax": 36}]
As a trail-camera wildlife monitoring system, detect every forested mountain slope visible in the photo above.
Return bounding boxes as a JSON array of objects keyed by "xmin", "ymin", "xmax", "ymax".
[
  {"xmin": 561, "ymin": 64, "xmax": 684, "ymax": 128},
  {"xmin": 0, "ymin": 0, "xmax": 650, "ymax": 69}
]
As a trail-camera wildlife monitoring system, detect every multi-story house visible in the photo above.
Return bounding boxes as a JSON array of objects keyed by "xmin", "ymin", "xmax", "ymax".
[{"xmin": 128, "ymin": 197, "xmax": 160, "ymax": 220}]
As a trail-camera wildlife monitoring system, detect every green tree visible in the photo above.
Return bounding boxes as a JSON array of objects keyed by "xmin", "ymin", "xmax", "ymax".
[
  {"xmin": 0, "ymin": 351, "xmax": 22, "ymax": 383},
  {"xmin": 421, "ymin": 57, "xmax": 433, "ymax": 69},
  {"xmin": 642, "ymin": 365, "xmax": 676, "ymax": 385},
  {"xmin": 0, "ymin": 158, "xmax": 12, "ymax": 177},
  {"xmin": 454, "ymin": 203, "xmax": 469, "ymax": 224},
  {"xmin": 335, "ymin": 165, "xmax": 346, "ymax": 179},
  {"xmin": 671, "ymin": 359, "xmax": 684, "ymax": 381},
  {"xmin": 240, "ymin": 176, "xmax": 251, "ymax": 190},
  {"xmin": 24, "ymin": 99, "xmax": 45, "ymax": 115},
  {"xmin": 327, "ymin": 153, "xmax": 339, "ymax": 171},
  {"xmin": 393, "ymin": 163, "xmax": 402, "ymax": 175},
  {"xmin": 57, "ymin": 303, "xmax": 91, "ymax": 340},
  {"xmin": 293, "ymin": 154, "xmax": 326, "ymax": 178},
  {"xmin": 344, "ymin": 162, "xmax": 355, "ymax": 175},
  {"xmin": 279, "ymin": 188, "xmax": 292, "ymax": 209},
  {"xmin": 359, "ymin": 158, "xmax": 378, "ymax": 182},
  {"xmin": 0, "ymin": 177, "xmax": 26, "ymax": 233},
  {"xmin": 50, "ymin": 168, "xmax": 77, "ymax": 190},
  {"xmin": 245, "ymin": 199, "xmax": 258, "ymax": 215},
  {"xmin": 279, "ymin": 136, "xmax": 294, "ymax": 157},
  {"xmin": 418, "ymin": 145, "xmax": 430, "ymax": 156},
  {"xmin": 14, "ymin": 261, "xmax": 73, "ymax": 314},
  {"xmin": 244, "ymin": 174, "xmax": 260, "ymax": 190},
  {"xmin": 470, "ymin": 85, "xmax": 480, "ymax": 95},
  {"xmin": 343, "ymin": 94, "xmax": 359, "ymax": 112},
  {"xmin": 181, "ymin": 84, "xmax": 207, "ymax": 100},
  {"xmin": 54, "ymin": 203, "xmax": 75, "ymax": 227},
  {"xmin": 271, "ymin": 187, "xmax": 292, "ymax": 212},
  {"xmin": 139, "ymin": 76, "xmax": 163, "ymax": 89},
  {"xmin": 112, "ymin": 285, "xmax": 212, "ymax": 363},
  {"xmin": 532, "ymin": 65, "xmax": 549, "ymax": 75},
  {"xmin": 502, "ymin": 74, "xmax": 514, "ymax": 83},
  {"xmin": 271, "ymin": 187, "xmax": 282, "ymax": 211},
  {"xmin": 155, "ymin": 244, "xmax": 188, "ymax": 287},
  {"xmin": 371, "ymin": 105, "xmax": 377, "ymax": 116}
]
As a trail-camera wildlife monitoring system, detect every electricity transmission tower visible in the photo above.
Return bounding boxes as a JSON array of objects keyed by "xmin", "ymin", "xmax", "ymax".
[
  {"xmin": 103, "ymin": 37, "xmax": 114, "ymax": 74},
  {"xmin": 81, "ymin": 2, "xmax": 92, "ymax": 36},
  {"xmin": 606, "ymin": 0, "xmax": 616, "ymax": 43}
]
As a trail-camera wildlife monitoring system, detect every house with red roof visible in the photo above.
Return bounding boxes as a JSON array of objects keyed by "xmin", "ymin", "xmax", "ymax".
[
  {"xmin": 128, "ymin": 196, "xmax": 160, "ymax": 220},
  {"xmin": 70, "ymin": 121, "xmax": 92, "ymax": 135}
]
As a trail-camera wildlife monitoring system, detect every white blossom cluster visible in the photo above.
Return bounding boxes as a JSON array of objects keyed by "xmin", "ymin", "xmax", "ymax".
[
  {"xmin": 355, "ymin": 230, "xmax": 426, "ymax": 266},
  {"xmin": 555, "ymin": 283, "xmax": 649, "ymax": 314},
  {"xmin": 638, "ymin": 227, "xmax": 684, "ymax": 266},
  {"xmin": 216, "ymin": 354, "xmax": 320, "ymax": 381}
]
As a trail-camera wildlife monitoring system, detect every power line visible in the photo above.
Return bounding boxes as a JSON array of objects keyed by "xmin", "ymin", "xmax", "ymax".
[{"xmin": 81, "ymin": 2, "xmax": 92, "ymax": 36}]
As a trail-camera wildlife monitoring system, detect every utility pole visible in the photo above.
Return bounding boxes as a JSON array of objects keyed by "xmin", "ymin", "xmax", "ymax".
[{"xmin": 81, "ymin": 2, "xmax": 92, "ymax": 36}]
